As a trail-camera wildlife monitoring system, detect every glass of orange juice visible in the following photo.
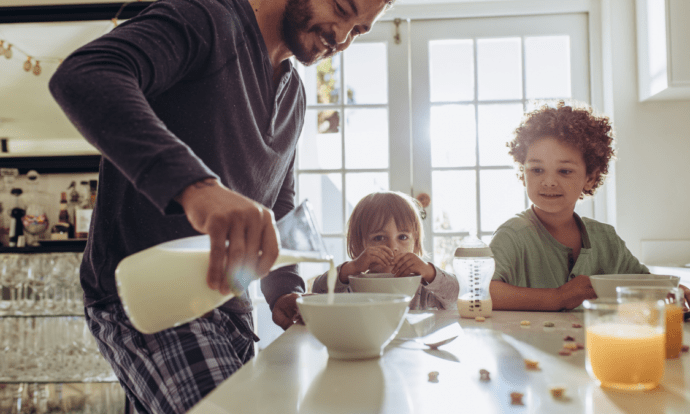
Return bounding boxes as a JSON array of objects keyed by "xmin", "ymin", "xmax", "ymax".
[
  {"xmin": 617, "ymin": 286, "xmax": 684, "ymax": 359},
  {"xmin": 583, "ymin": 298, "xmax": 666, "ymax": 390}
]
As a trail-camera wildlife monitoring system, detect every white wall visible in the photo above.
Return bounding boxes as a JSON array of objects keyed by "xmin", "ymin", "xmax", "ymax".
[{"xmin": 603, "ymin": 0, "xmax": 690, "ymax": 259}]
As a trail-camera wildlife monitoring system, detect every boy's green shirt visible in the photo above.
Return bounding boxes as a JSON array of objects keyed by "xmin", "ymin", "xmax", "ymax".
[{"xmin": 490, "ymin": 206, "xmax": 649, "ymax": 288}]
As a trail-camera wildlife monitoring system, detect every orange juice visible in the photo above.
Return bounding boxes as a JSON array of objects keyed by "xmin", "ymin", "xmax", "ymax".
[
  {"xmin": 586, "ymin": 323, "xmax": 665, "ymax": 390},
  {"xmin": 666, "ymin": 305, "xmax": 684, "ymax": 359}
]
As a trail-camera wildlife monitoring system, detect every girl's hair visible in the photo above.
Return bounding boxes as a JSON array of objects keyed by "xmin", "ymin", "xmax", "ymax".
[
  {"xmin": 347, "ymin": 191, "xmax": 425, "ymax": 259},
  {"xmin": 507, "ymin": 101, "xmax": 616, "ymax": 198}
]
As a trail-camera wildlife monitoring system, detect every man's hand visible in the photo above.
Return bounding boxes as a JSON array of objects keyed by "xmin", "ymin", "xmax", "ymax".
[
  {"xmin": 175, "ymin": 178, "xmax": 279, "ymax": 295},
  {"xmin": 556, "ymin": 275, "xmax": 597, "ymax": 310},
  {"xmin": 272, "ymin": 293, "xmax": 302, "ymax": 330}
]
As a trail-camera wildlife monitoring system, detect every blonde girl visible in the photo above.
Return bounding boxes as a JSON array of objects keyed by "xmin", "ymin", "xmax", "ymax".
[{"xmin": 312, "ymin": 191, "xmax": 459, "ymax": 310}]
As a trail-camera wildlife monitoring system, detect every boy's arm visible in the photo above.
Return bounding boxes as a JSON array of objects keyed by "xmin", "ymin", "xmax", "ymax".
[{"xmin": 490, "ymin": 275, "xmax": 597, "ymax": 311}]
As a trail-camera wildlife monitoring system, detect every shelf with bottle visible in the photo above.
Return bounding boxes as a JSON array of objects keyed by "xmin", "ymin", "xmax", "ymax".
[{"xmin": 1, "ymin": 167, "xmax": 97, "ymax": 252}]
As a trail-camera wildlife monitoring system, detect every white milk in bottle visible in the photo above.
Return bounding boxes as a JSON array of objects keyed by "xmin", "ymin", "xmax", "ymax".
[
  {"xmin": 116, "ymin": 235, "xmax": 335, "ymax": 334},
  {"xmin": 116, "ymin": 200, "xmax": 335, "ymax": 334},
  {"xmin": 453, "ymin": 236, "xmax": 495, "ymax": 319}
]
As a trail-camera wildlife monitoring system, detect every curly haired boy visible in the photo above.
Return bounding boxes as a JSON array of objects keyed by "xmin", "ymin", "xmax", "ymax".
[{"xmin": 489, "ymin": 102, "xmax": 655, "ymax": 311}]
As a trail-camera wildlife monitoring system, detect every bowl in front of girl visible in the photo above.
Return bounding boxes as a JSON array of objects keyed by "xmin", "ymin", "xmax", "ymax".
[
  {"xmin": 348, "ymin": 273, "xmax": 422, "ymax": 298},
  {"xmin": 589, "ymin": 274, "xmax": 680, "ymax": 298},
  {"xmin": 297, "ymin": 293, "xmax": 411, "ymax": 360}
]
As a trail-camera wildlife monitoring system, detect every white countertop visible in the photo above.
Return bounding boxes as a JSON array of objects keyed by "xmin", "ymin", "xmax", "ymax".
[{"xmin": 189, "ymin": 310, "xmax": 690, "ymax": 414}]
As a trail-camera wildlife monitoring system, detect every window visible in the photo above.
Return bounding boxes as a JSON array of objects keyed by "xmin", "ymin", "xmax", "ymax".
[{"xmin": 293, "ymin": 13, "xmax": 590, "ymax": 276}]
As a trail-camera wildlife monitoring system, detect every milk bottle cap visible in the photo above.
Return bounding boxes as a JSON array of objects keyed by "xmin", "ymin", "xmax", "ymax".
[{"xmin": 454, "ymin": 236, "xmax": 493, "ymax": 258}]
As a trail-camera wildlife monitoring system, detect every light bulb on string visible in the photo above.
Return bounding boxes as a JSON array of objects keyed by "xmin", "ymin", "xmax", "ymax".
[
  {"xmin": 33, "ymin": 60, "xmax": 41, "ymax": 76},
  {"xmin": 4, "ymin": 44, "xmax": 11, "ymax": 59},
  {"xmin": 23, "ymin": 57, "xmax": 32, "ymax": 72}
]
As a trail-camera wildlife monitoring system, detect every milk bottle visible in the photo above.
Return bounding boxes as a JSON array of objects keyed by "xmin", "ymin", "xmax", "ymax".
[
  {"xmin": 115, "ymin": 201, "xmax": 332, "ymax": 334},
  {"xmin": 453, "ymin": 236, "xmax": 494, "ymax": 318}
]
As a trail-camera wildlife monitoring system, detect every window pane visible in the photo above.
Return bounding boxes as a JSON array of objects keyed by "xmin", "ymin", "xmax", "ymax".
[
  {"xmin": 345, "ymin": 172, "xmax": 389, "ymax": 219},
  {"xmin": 480, "ymin": 169, "xmax": 526, "ymax": 233},
  {"xmin": 434, "ymin": 236, "xmax": 464, "ymax": 273},
  {"xmin": 298, "ymin": 109, "xmax": 342, "ymax": 170},
  {"xmin": 430, "ymin": 40, "xmax": 474, "ymax": 102},
  {"xmin": 297, "ymin": 56, "xmax": 342, "ymax": 106},
  {"xmin": 344, "ymin": 43, "xmax": 387, "ymax": 104},
  {"xmin": 478, "ymin": 104, "xmax": 524, "ymax": 166},
  {"xmin": 344, "ymin": 108, "xmax": 389, "ymax": 169},
  {"xmin": 525, "ymin": 36, "xmax": 571, "ymax": 99},
  {"xmin": 477, "ymin": 38, "xmax": 522, "ymax": 101},
  {"xmin": 432, "ymin": 170, "xmax": 476, "ymax": 233},
  {"xmin": 299, "ymin": 173, "xmax": 343, "ymax": 234},
  {"xmin": 430, "ymin": 104, "xmax": 476, "ymax": 168}
]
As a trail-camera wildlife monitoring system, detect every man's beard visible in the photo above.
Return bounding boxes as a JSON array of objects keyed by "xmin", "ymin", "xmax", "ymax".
[{"xmin": 281, "ymin": 0, "xmax": 337, "ymax": 66}]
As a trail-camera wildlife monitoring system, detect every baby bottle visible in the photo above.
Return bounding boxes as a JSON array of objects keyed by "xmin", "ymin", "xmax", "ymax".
[{"xmin": 453, "ymin": 236, "xmax": 494, "ymax": 318}]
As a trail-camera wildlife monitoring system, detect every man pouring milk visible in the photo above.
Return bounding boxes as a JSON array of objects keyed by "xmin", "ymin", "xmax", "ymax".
[{"xmin": 49, "ymin": 0, "xmax": 394, "ymax": 411}]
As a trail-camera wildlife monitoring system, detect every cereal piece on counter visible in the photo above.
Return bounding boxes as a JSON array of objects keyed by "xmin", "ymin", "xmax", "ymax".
[
  {"xmin": 479, "ymin": 369, "xmax": 490, "ymax": 381},
  {"xmin": 576, "ymin": 343, "xmax": 585, "ymax": 350},
  {"xmin": 524, "ymin": 359, "xmax": 540, "ymax": 370},
  {"xmin": 520, "ymin": 320, "xmax": 531, "ymax": 326},
  {"xmin": 428, "ymin": 371, "xmax": 439, "ymax": 383},
  {"xmin": 563, "ymin": 342, "xmax": 579, "ymax": 350},
  {"xmin": 563, "ymin": 335, "xmax": 575, "ymax": 341},
  {"xmin": 510, "ymin": 392, "xmax": 524, "ymax": 405},
  {"xmin": 549, "ymin": 386, "xmax": 566, "ymax": 399},
  {"xmin": 558, "ymin": 349, "xmax": 572, "ymax": 356},
  {"xmin": 572, "ymin": 323, "xmax": 582, "ymax": 328},
  {"xmin": 475, "ymin": 316, "xmax": 486, "ymax": 322},
  {"xmin": 682, "ymin": 345, "xmax": 689, "ymax": 353},
  {"xmin": 543, "ymin": 321, "xmax": 555, "ymax": 327}
]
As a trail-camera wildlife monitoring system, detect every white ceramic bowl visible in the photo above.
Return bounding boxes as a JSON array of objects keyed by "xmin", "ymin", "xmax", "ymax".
[
  {"xmin": 348, "ymin": 273, "xmax": 422, "ymax": 298},
  {"xmin": 297, "ymin": 293, "xmax": 411, "ymax": 360},
  {"xmin": 589, "ymin": 274, "xmax": 680, "ymax": 298}
]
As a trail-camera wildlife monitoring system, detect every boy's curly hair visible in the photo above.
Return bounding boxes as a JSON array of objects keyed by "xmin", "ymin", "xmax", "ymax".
[{"xmin": 507, "ymin": 101, "xmax": 615, "ymax": 198}]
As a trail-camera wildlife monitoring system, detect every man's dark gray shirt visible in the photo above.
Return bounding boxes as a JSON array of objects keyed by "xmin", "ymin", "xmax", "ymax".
[{"xmin": 49, "ymin": 0, "xmax": 306, "ymax": 312}]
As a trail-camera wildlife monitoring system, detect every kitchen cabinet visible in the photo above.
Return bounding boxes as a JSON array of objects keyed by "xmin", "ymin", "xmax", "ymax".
[{"xmin": 636, "ymin": 0, "xmax": 690, "ymax": 101}]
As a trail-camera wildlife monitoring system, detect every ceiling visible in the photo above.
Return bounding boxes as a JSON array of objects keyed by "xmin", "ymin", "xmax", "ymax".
[{"xmin": 0, "ymin": 0, "xmax": 525, "ymax": 155}]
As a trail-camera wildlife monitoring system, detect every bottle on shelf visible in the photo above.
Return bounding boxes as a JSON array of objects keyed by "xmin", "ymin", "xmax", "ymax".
[
  {"xmin": 21, "ymin": 170, "xmax": 51, "ymax": 246},
  {"xmin": 9, "ymin": 188, "xmax": 26, "ymax": 247},
  {"xmin": 51, "ymin": 192, "xmax": 74, "ymax": 240},
  {"xmin": 75, "ymin": 180, "xmax": 93, "ymax": 239},
  {"xmin": 0, "ymin": 168, "xmax": 19, "ymax": 247},
  {"xmin": 66, "ymin": 181, "xmax": 80, "ymax": 230}
]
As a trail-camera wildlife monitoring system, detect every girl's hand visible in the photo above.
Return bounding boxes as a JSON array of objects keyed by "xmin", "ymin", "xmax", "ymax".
[
  {"xmin": 339, "ymin": 246, "xmax": 395, "ymax": 282},
  {"xmin": 391, "ymin": 252, "xmax": 436, "ymax": 283}
]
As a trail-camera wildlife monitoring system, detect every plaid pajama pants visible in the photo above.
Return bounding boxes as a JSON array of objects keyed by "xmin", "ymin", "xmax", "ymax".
[{"xmin": 85, "ymin": 303, "xmax": 258, "ymax": 414}]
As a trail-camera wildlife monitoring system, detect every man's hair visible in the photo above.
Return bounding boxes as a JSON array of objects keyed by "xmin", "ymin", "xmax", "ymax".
[
  {"xmin": 507, "ymin": 101, "xmax": 615, "ymax": 198},
  {"xmin": 347, "ymin": 191, "xmax": 424, "ymax": 259}
]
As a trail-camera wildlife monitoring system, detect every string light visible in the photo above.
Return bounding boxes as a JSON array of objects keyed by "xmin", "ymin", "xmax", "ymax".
[{"xmin": 0, "ymin": 0, "xmax": 148, "ymax": 76}]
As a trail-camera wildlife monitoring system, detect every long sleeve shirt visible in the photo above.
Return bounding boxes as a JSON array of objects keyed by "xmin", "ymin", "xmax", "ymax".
[{"xmin": 49, "ymin": 0, "xmax": 306, "ymax": 312}]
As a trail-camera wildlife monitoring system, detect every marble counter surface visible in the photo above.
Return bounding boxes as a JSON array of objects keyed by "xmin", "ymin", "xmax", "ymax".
[{"xmin": 189, "ymin": 310, "xmax": 690, "ymax": 414}]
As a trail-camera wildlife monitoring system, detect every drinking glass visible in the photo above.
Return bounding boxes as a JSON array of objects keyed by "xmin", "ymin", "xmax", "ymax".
[
  {"xmin": 617, "ymin": 286, "xmax": 684, "ymax": 359},
  {"xmin": 583, "ymin": 298, "xmax": 666, "ymax": 390}
]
